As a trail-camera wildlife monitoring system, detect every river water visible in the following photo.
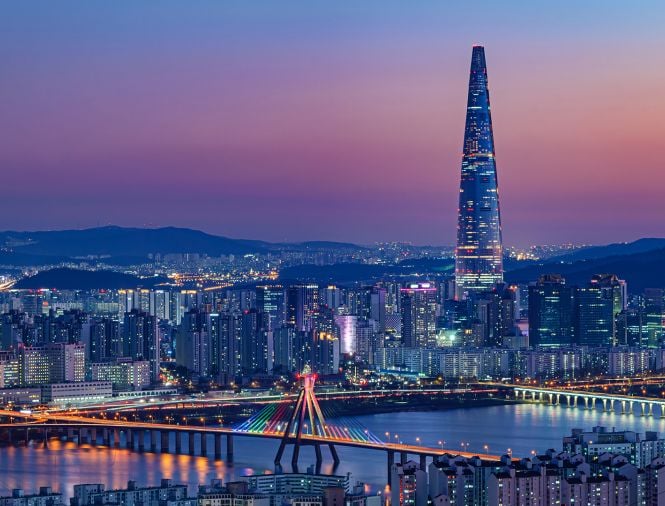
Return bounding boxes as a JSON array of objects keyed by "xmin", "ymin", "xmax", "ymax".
[{"xmin": 4, "ymin": 403, "xmax": 665, "ymax": 498}]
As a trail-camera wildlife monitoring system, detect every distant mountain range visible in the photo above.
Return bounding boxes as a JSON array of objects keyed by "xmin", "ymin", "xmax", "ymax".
[
  {"xmin": 0, "ymin": 226, "xmax": 268, "ymax": 258},
  {"xmin": 506, "ymin": 246, "xmax": 665, "ymax": 291},
  {"xmin": 0, "ymin": 226, "xmax": 369, "ymax": 264},
  {"xmin": 3, "ymin": 227, "xmax": 665, "ymax": 290},
  {"xmin": 547, "ymin": 238, "xmax": 665, "ymax": 262}
]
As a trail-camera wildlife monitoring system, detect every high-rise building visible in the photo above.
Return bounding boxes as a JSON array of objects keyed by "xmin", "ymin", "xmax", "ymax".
[
  {"xmin": 176, "ymin": 309, "xmax": 211, "ymax": 377},
  {"xmin": 455, "ymin": 46, "xmax": 503, "ymax": 299},
  {"xmin": 86, "ymin": 317, "xmax": 119, "ymax": 362},
  {"xmin": 574, "ymin": 283, "xmax": 614, "ymax": 347},
  {"xmin": 644, "ymin": 288, "xmax": 664, "ymax": 348},
  {"xmin": 528, "ymin": 274, "xmax": 574, "ymax": 347},
  {"xmin": 390, "ymin": 461, "xmax": 427, "ymax": 506},
  {"xmin": 256, "ymin": 285, "xmax": 285, "ymax": 331},
  {"xmin": 240, "ymin": 309, "xmax": 268, "ymax": 374},
  {"xmin": 217, "ymin": 312, "xmax": 242, "ymax": 385},
  {"xmin": 286, "ymin": 284, "xmax": 319, "ymax": 332},
  {"xmin": 122, "ymin": 310, "xmax": 159, "ymax": 382},
  {"xmin": 592, "ymin": 274, "xmax": 627, "ymax": 344},
  {"xmin": 18, "ymin": 343, "xmax": 86, "ymax": 385},
  {"xmin": 273, "ymin": 326, "xmax": 296, "ymax": 373},
  {"xmin": 400, "ymin": 283, "xmax": 437, "ymax": 348}
]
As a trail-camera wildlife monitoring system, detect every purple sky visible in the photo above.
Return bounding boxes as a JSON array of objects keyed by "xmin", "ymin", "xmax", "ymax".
[{"xmin": 1, "ymin": 1, "xmax": 664, "ymax": 246}]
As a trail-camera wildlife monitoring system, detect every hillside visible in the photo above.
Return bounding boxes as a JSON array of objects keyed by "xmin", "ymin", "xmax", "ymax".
[
  {"xmin": 14, "ymin": 268, "xmax": 170, "ymax": 290},
  {"xmin": 506, "ymin": 247, "xmax": 665, "ymax": 291},
  {"xmin": 549, "ymin": 238, "xmax": 665, "ymax": 262}
]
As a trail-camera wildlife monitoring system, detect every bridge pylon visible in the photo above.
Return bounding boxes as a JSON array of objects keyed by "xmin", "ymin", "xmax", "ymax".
[{"xmin": 274, "ymin": 367, "xmax": 339, "ymax": 470}]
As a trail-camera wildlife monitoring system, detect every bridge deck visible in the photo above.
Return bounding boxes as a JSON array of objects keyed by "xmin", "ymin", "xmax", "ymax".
[{"xmin": 0, "ymin": 409, "xmax": 507, "ymax": 461}]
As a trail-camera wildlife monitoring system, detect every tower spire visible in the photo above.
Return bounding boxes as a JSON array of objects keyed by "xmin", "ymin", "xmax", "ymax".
[{"xmin": 455, "ymin": 46, "xmax": 503, "ymax": 299}]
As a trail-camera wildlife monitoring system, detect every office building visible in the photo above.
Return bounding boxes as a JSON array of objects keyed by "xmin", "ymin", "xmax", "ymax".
[{"xmin": 528, "ymin": 275, "xmax": 574, "ymax": 347}]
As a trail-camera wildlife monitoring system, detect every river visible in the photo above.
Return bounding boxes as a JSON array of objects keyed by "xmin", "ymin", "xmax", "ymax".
[{"xmin": 3, "ymin": 403, "xmax": 665, "ymax": 498}]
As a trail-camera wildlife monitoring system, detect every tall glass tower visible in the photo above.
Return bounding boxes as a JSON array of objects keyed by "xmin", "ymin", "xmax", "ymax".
[{"xmin": 455, "ymin": 46, "xmax": 503, "ymax": 299}]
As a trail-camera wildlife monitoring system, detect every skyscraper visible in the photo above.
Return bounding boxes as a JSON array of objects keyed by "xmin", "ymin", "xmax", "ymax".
[
  {"xmin": 455, "ymin": 46, "xmax": 503, "ymax": 299},
  {"xmin": 400, "ymin": 283, "xmax": 437, "ymax": 348},
  {"xmin": 122, "ymin": 309, "xmax": 159, "ymax": 382},
  {"xmin": 574, "ymin": 283, "xmax": 614, "ymax": 347},
  {"xmin": 528, "ymin": 274, "xmax": 574, "ymax": 347}
]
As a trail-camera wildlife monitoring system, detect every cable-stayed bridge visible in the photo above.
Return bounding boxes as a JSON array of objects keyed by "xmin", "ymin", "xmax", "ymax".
[{"xmin": 0, "ymin": 373, "xmax": 509, "ymax": 480}]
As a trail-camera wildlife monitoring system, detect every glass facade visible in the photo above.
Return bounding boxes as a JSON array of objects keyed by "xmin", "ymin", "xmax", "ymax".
[{"xmin": 455, "ymin": 46, "xmax": 503, "ymax": 298}]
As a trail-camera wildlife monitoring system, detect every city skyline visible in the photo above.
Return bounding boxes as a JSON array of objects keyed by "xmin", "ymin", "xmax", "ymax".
[
  {"xmin": 2, "ymin": 2, "xmax": 665, "ymax": 247},
  {"xmin": 4, "ymin": 3, "xmax": 665, "ymax": 504}
]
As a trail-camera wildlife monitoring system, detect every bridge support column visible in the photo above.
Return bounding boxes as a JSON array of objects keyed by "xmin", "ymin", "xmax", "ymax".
[
  {"xmin": 549, "ymin": 393, "xmax": 553, "ymax": 405},
  {"xmin": 387, "ymin": 450, "xmax": 395, "ymax": 484},
  {"xmin": 401, "ymin": 452, "xmax": 407, "ymax": 465},
  {"xmin": 138, "ymin": 430, "xmax": 146, "ymax": 452},
  {"xmin": 603, "ymin": 399, "xmax": 608, "ymax": 412},
  {"xmin": 610, "ymin": 400, "xmax": 615, "ymax": 412},
  {"xmin": 214, "ymin": 434, "xmax": 222, "ymax": 460},
  {"xmin": 649, "ymin": 404, "xmax": 654, "ymax": 417},
  {"xmin": 420, "ymin": 455, "xmax": 427, "ymax": 471},
  {"xmin": 621, "ymin": 401, "xmax": 626, "ymax": 414},
  {"xmin": 329, "ymin": 444, "xmax": 339, "ymax": 466},
  {"xmin": 200, "ymin": 433, "xmax": 207, "ymax": 457},
  {"xmin": 102, "ymin": 429, "xmax": 109, "ymax": 447},
  {"xmin": 291, "ymin": 444, "xmax": 300, "ymax": 469},
  {"xmin": 42, "ymin": 427, "xmax": 48, "ymax": 448},
  {"xmin": 584, "ymin": 398, "xmax": 589, "ymax": 410},
  {"xmin": 126, "ymin": 429, "xmax": 133, "ymax": 450},
  {"xmin": 161, "ymin": 431, "xmax": 169, "ymax": 452},
  {"xmin": 641, "ymin": 403, "xmax": 647, "ymax": 416},
  {"xmin": 567, "ymin": 395, "xmax": 571, "ymax": 407},
  {"xmin": 573, "ymin": 396, "xmax": 578, "ymax": 408},
  {"xmin": 227, "ymin": 434, "xmax": 234, "ymax": 463},
  {"xmin": 314, "ymin": 444, "xmax": 323, "ymax": 468},
  {"xmin": 78, "ymin": 428, "xmax": 86, "ymax": 445},
  {"xmin": 149, "ymin": 430, "xmax": 158, "ymax": 453},
  {"xmin": 90, "ymin": 428, "xmax": 97, "ymax": 446},
  {"xmin": 188, "ymin": 433, "xmax": 196, "ymax": 455},
  {"xmin": 556, "ymin": 394, "xmax": 560, "ymax": 406},
  {"xmin": 629, "ymin": 401, "xmax": 634, "ymax": 415},
  {"xmin": 175, "ymin": 432, "xmax": 182, "ymax": 454}
]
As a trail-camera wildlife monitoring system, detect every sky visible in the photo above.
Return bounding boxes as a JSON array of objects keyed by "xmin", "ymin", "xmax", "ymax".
[{"xmin": 1, "ymin": 1, "xmax": 664, "ymax": 247}]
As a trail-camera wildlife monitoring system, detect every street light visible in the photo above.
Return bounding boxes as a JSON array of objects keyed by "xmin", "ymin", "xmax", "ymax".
[
  {"xmin": 416, "ymin": 437, "xmax": 421, "ymax": 446},
  {"xmin": 483, "ymin": 444, "xmax": 489, "ymax": 454}
]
